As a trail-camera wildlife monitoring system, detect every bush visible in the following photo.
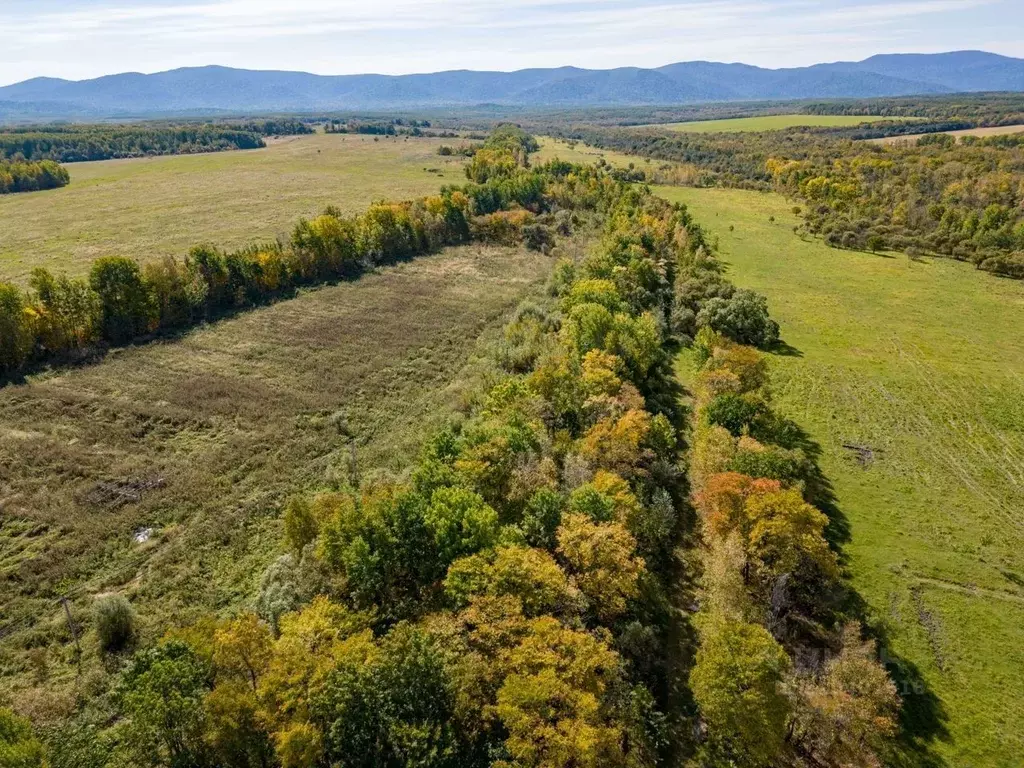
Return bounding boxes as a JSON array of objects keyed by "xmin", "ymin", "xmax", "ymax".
[
  {"xmin": 94, "ymin": 594, "xmax": 136, "ymax": 653},
  {"xmin": 0, "ymin": 708, "xmax": 46, "ymax": 768},
  {"xmin": 704, "ymin": 393, "xmax": 769, "ymax": 436},
  {"xmin": 695, "ymin": 289, "xmax": 780, "ymax": 348}
]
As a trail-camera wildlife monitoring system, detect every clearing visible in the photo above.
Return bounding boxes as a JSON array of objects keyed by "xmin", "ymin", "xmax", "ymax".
[
  {"xmin": 647, "ymin": 114, "xmax": 898, "ymax": 133},
  {"xmin": 660, "ymin": 185, "xmax": 1024, "ymax": 767},
  {"xmin": 0, "ymin": 133, "xmax": 467, "ymax": 282},
  {"xmin": 0, "ymin": 242, "xmax": 557, "ymax": 695}
]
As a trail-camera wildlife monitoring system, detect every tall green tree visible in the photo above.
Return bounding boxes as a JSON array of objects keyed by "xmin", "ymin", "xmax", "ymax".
[{"xmin": 89, "ymin": 256, "xmax": 157, "ymax": 343}]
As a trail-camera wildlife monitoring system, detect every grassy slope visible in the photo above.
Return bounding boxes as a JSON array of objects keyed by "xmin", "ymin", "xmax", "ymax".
[
  {"xmin": 0, "ymin": 134, "xmax": 466, "ymax": 282},
  {"xmin": 651, "ymin": 114, "xmax": 894, "ymax": 133},
  {"xmin": 0, "ymin": 242, "xmax": 557, "ymax": 700},
  {"xmin": 659, "ymin": 185, "xmax": 1024, "ymax": 767}
]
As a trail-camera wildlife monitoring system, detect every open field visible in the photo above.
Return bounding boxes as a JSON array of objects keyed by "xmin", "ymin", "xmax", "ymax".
[
  {"xmin": 0, "ymin": 242, "xmax": 555, "ymax": 696},
  {"xmin": 867, "ymin": 123, "xmax": 1024, "ymax": 144},
  {"xmin": 0, "ymin": 133, "xmax": 466, "ymax": 282},
  {"xmin": 660, "ymin": 185, "xmax": 1024, "ymax": 766},
  {"xmin": 648, "ymin": 114, "xmax": 897, "ymax": 133},
  {"xmin": 534, "ymin": 136, "xmax": 641, "ymax": 166}
]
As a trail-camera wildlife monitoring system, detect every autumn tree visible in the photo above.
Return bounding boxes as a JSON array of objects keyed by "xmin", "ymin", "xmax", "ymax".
[
  {"xmin": 556, "ymin": 513, "xmax": 644, "ymax": 621},
  {"xmin": 89, "ymin": 256, "xmax": 157, "ymax": 343},
  {"xmin": 690, "ymin": 619, "xmax": 791, "ymax": 767},
  {"xmin": 495, "ymin": 617, "xmax": 627, "ymax": 768},
  {"xmin": 789, "ymin": 623, "xmax": 900, "ymax": 768}
]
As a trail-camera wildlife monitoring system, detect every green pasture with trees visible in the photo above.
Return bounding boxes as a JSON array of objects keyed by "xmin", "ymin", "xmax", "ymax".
[{"xmin": 663, "ymin": 183, "xmax": 1024, "ymax": 766}]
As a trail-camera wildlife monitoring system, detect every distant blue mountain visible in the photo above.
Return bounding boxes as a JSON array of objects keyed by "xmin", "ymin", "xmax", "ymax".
[{"xmin": 1, "ymin": 51, "xmax": 1022, "ymax": 118}]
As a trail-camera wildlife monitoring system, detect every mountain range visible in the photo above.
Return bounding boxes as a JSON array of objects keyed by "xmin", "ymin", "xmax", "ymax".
[{"xmin": 2, "ymin": 51, "xmax": 1023, "ymax": 119}]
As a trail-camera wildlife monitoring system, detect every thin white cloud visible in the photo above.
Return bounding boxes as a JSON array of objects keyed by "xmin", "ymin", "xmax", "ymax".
[{"xmin": 0, "ymin": 0, "xmax": 1019, "ymax": 84}]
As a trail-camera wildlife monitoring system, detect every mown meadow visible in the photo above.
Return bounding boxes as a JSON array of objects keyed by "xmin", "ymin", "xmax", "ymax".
[
  {"xmin": 660, "ymin": 184, "xmax": 1024, "ymax": 766},
  {"xmin": 0, "ymin": 134, "xmax": 467, "ymax": 281}
]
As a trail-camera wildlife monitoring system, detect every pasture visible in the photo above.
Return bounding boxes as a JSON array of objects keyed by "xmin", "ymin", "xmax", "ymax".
[
  {"xmin": 0, "ymin": 241, "xmax": 557, "ymax": 698},
  {"xmin": 649, "ymin": 114, "xmax": 895, "ymax": 133},
  {"xmin": 660, "ymin": 185, "xmax": 1024, "ymax": 766},
  {"xmin": 0, "ymin": 133, "xmax": 467, "ymax": 282}
]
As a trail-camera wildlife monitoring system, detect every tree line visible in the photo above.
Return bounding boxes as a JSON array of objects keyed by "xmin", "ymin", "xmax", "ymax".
[
  {"xmin": 768, "ymin": 131, "xmax": 1024, "ymax": 278},
  {"xmin": 0, "ymin": 119, "xmax": 311, "ymax": 163},
  {"xmin": 686, "ymin": 332, "xmax": 899, "ymax": 766},
  {"xmin": 325, "ymin": 119, "xmax": 432, "ymax": 135},
  {"xmin": 0, "ymin": 158, "xmax": 69, "ymax": 194},
  {"xmin": 802, "ymin": 93, "xmax": 1024, "ymax": 127}
]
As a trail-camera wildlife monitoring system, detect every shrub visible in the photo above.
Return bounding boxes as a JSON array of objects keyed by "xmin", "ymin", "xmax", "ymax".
[
  {"xmin": 94, "ymin": 594, "xmax": 136, "ymax": 653},
  {"xmin": 696, "ymin": 289, "xmax": 780, "ymax": 348},
  {"xmin": 704, "ymin": 393, "xmax": 770, "ymax": 437},
  {"xmin": 0, "ymin": 707, "xmax": 46, "ymax": 768}
]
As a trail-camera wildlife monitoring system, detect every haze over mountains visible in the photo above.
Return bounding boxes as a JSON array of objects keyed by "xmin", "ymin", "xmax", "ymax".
[{"xmin": 2, "ymin": 50, "xmax": 1023, "ymax": 119}]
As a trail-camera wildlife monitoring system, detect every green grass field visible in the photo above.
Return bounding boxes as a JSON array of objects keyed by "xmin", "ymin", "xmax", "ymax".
[
  {"xmin": 0, "ymin": 241, "xmax": 559, "ymax": 703},
  {"xmin": 0, "ymin": 134, "xmax": 467, "ymax": 282},
  {"xmin": 660, "ymin": 185, "xmax": 1024, "ymax": 766},
  {"xmin": 651, "ymin": 114, "xmax": 896, "ymax": 133}
]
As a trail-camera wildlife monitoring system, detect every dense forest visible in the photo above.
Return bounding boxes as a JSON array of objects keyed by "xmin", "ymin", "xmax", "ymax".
[
  {"xmin": 0, "ymin": 119, "xmax": 311, "ymax": 163},
  {"xmin": 0, "ymin": 158, "xmax": 69, "ymax": 194},
  {"xmin": 553, "ymin": 99, "xmax": 1024, "ymax": 279},
  {"xmin": 0, "ymin": 126, "xmax": 898, "ymax": 768}
]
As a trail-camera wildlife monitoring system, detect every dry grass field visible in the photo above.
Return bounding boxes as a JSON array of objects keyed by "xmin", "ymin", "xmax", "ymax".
[
  {"xmin": 0, "ymin": 133, "xmax": 467, "ymax": 282},
  {"xmin": 0, "ymin": 241, "xmax": 559, "ymax": 699},
  {"xmin": 647, "ymin": 114, "xmax": 897, "ymax": 133},
  {"xmin": 868, "ymin": 124, "xmax": 1024, "ymax": 144}
]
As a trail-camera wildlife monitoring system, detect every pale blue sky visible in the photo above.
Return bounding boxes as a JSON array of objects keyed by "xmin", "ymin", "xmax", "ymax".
[{"xmin": 2, "ymin": 0, "xmax": 1022, "ymax": 85}]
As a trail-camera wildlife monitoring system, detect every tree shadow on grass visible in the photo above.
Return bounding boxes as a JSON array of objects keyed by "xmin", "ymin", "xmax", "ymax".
[
  {"xmin": 766, "ymin": 342, "xmax": 951, "ymax": 766},
  {"xmin": 767, "ymin": 339, "xmax": 803, "ymax": 358}
]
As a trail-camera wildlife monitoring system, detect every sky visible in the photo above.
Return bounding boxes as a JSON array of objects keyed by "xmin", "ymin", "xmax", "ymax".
[{"xmin": 2, "ymin": 0, "xmax": 1023, "ymax": 86}]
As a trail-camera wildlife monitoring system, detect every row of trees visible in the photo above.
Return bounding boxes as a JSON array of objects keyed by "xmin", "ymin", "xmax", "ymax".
[
  {"xmin": 16, "ymin": 131, "xmax": 711, "ymax": 767},
  {"xmin": 0, "ymin": 158, "xmax": 69, "ymax": 194},
  {"xmin": 687, "ymin": 325, "xmax": 900, "ymax": 765},
  {"xmin": 0, "ymin": 119, "xmax": 311, "ymax": 163},
  {"xmin": 0, "ymin": 126, "xmax": 567, "ymax": 379}
]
